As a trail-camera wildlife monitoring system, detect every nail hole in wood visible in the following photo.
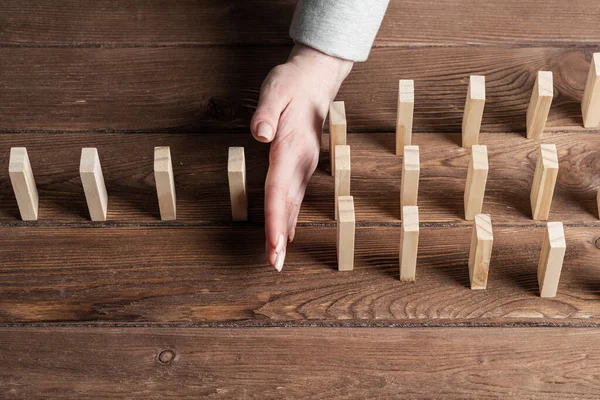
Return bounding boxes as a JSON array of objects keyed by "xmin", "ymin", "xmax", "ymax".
[{"xmin": 158, "ymin": 349, "xmax": 176, "ymax": 364}]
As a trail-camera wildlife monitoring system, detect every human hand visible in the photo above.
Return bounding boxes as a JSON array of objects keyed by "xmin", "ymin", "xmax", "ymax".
[{"xmin": 251, "ymin": 44, "xmax": 353, "ymax": 272}]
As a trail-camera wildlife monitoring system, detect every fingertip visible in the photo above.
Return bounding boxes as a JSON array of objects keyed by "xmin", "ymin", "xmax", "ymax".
[{"xmin": 255, "ymin": 122, "xmax": 273, "ymax": 143}]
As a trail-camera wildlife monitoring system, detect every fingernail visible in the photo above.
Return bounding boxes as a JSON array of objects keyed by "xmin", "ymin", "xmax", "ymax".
[
  {"xmin": 256, "ymin": 122, "xmax": 273, "ymax": 142},
  {"xmin": 275, "ymin": 234, "xmax": 284, "ymax": 254},
  {"xmin": 275, "ymin": 250, "xmax": 286, "ymax": 272}
]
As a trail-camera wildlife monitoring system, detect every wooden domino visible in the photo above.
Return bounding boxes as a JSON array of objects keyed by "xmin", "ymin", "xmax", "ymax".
[
  {"xmin": 228, "ymin": 147, "xmax": 248, "ymax": 222},
  {"xmin": 8, "ymin": 147, "xmax": 39, "ymax": 221},
  {"xmin": 526, "ymin": 71, "xmax": 554, "ymax": 139},
  {"xmin": 154, "ymin": 146, "xmax": 176, "ymax": 221},
  {"xmin": 468, "ymin": 214, "xmax": 493, "ymax": 290},
  {"xmin": 337, "ymin": 196, "xmax": 355, "ymax": 271},
  {"xmin": 396, "ymin": 79, "xmax": 415, "ymax": 155},
  {"xmin": 334, "ymin": 145, "xmax": 351, "ymax": 220},
  {"xmin": 464, "ymin": 145, "xmax": 489, "ymax": 220},
  {"xmin": 401, "ymin": 145, "xmax": 420, "ymax": 211},
  {"xmin": 400, "ymin": 206, "xmax": 419, "ymax": 282},
  {"xmin": 462, "ymin": 75, "xmax": 486, "ymax": 148},
  {"xmin": 329, "ymin": 101, "xmax": 347, "ymax": 176},
  {"xmin": 80, "ymin": 148, "xmax": 108, "ymax": 221},
  {"xmin": 582, "ymin": 53, "xmax": 600, "ymax": 128},
  {"xmin": 530, "ymin": 143, "xmax": 559, "ymax": 221},
  {"xmin": 537, "ymin": 222, "xmax": 566, "ymax": 298}
]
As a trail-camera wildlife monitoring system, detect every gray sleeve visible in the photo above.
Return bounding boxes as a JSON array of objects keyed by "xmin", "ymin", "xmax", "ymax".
[{"xmin": 289, "ymin": 0, "xmax": 390, "ymax": 62}]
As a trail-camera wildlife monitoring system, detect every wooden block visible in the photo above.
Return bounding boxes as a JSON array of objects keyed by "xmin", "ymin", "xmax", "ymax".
[
  {"xmin": 329, "ymin": 101, "xmax": 347, "ymax": 176},
  {"xmin": 530, "ymin": 143, "xmax": 559, "ymax": 221},
  {"xmin": 526, "ymin": 71, "xmax": 553, "ymax": 139},
  {"xmin": 8, "ymin": 147, "xmax": 39, "ymax": 221},
  {"xmin": 461, "ymin": 75, "xmax": 486, "ymax": 148},
  {"xmin": 228, "ymin": 147, "xmax": 247, "ymax": 222},
  {"xmin": 80, "ymin": 148, "xmax": 108, "ymax": 222},
  {"xmin": 537, "ymin": 222, "xmax": 566, "ymax": 298},
  {"xmin": 400, "ymin": 206, "xmax": 419, "ymax": 282},
  {"xmin": 334, "ymin": 145, "xmax": 351, "ymax": 220},
  {"xmin": 582, "ymin": 53, "xmax": 600, "ymax": 128},
  {"xmin": 468, "ymin": 214, "xmax": 493, "ymax": 290},
  {"xmin": 401, "ymin": 145, "xmax": 420, "ymax": 212},
  {"xmin": 464, "ymin": 145, "xmax": 489, "ymax": 220},
  {"xmin": 396, "ymin": 79, "xmax": 415, "ymax": 155},
  {"xmin": 154, "ymin": 146, "xmax": 176, "ymax": 221},
  {"xmin": 337, "ymin": 196, "xmax": 355, "ymax": 272}
]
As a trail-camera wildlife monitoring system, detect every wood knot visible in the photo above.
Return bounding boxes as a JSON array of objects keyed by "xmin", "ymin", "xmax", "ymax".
[
  {"xmin": 207, "ymin": 96, "xmax": 236, "ymax": 121},
  {"xmin": 595, "ymin": 237, "xmax": 600, "ymax": 249},
  {"xmin": 158, "ymin": 349, "xmax": 176, "ymax": 364}
]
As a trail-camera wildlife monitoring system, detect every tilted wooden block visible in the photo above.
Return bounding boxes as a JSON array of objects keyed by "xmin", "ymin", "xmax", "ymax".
[
  {"xmin": 401, "ymin": 145, "xmax": 420, "ymax": 212},
  {"xmin": 154, "ymin": 146, "xmax": 177, "ymax": 221},
  {"xmin": 337, "ymin": 196, "xmax": 355, "ymax": 272},
  {"xmin": 464, "ymin": 145, "xmax": 489, "ymax": 220},
  {"xmin": 329, "ymin": 101, "xmax": 347, "ymax": 176},
  {"xmin": 530, "ymin": 143, "xmax": 559, "ymax": 221},
  {"xmin": 228, "ymin": 147, "xmax": 248, "ymax": 222},
  {"xmin": 468, "ymin": 214, "xmax": 493, "ymax": 290},
  {"xmin": 537, "ymin": 222, "xmax": 566, "ymax": 298},
  {"xmin": 526, "ymin": 71, "xmax": 554, "ymax": 139},
  {"xmin": 8, "ymin": 147, "xmax": 39, "ymax": 221},
  {"xmin": 396, "ymin": 79, "xmax": 415, "ymax": 155},
  {"xmin": 582, "ymin": 53, "xmax": 600, "ymax": 128},
  {"xmin": 462, "ymin": 75, "xmax": 486, "ymax": 148},
  {"xmin": 80, "ymin": 148, "xmax": 108, "ymax": 221},
  {"xmin": 400, "ymin": 206, "xmax": 419, "ymax": 282},
  {"xmin": 334, "ymin": 145, "xmax": 351, "ymax": 220}
]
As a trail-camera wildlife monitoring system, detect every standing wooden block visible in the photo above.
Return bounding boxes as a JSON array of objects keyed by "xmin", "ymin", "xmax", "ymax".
[
  {"xmin": 337, "ymin": 196, "xmax": 355, "ymax": 272},
  {"xmin": 400, "ymin": 206, "xmax": 419, "ymax": 282},
  {"xmin": 8, "ymin": 147, "xmax": 39, "ymax": 221},
  {"xmin": 530, "ymin": 144, "xmax": 559, "ymax": 221},
  {"xmin": 334, "ymin": 145, "xmax": 351, "ymax": 220},
  {"xmin": 396, "ymin": 79, "xmax": 415, "ymax": 155},
  {"xmin": 464, "ymin": 145, "xmax": 489, "ymax": 220},
  {"xmin": 228, "ymin": 147, "xmax": 248, "ymax": 222},
  {"xmin": 80, "ymin": 148, "xmax": 108, "ymax": 222},
  {"xmin": 468, "ymin": 214, "xmax": 493, "ymax": 290},
  {"xmin": 537, "ymin": 222, "xmax": 566, "ymax": 298},
  {"xmin": 526, "ymin": 71, "xmax": 554, "ymax": 139},
  {"xmin": 329, "ymin": 101, "xmax": 347, "ymax": 176},
  {"xmin": 461, "ymin": 75, "xmax": 486, "ymax": 148},
  {"xmin": 401, "ymin": 145, "xmax": 420, "ymax": 212},
  {"xmin": 154, "ymin": 146, "xmax": 176, "ymax": 221},
  {"xmin": 582, "ymin": 53, "xmax": 600, "ymax": 128}
]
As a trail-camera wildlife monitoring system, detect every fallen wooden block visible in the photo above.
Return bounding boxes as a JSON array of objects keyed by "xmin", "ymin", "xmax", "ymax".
[
  {"xmin": 537, "ymin": 222, "xmax": 566, "ymax": 298},
  {"xmin": 462, "ymin": 75, "xmax": 486, "ymax": 148},
  {"xmin": 396, "ymin": 79, "xmax": 415, "ymax": 155},
  {"xmin": 8, "ymin": 147, "xmax": 39, "ymax": 221},
  {"xmin": 401, "ymin": 145, "xmax": 420, "ymax": 212},
  {"xmin": 154, "ymin": 146, "xmax": 177, "ymax": 221},
  {"xmin": 468, "ymin": 214, "xmax": 493, "ymax": 290},
  {"xmin": 582, "ymin": 53, "xmax": 600, "ymax": 128},
  {"xmin": 80, "ymin": 148, "xmax": 108, "ymax": 222},
  {"xmin": 400, "ymin": 205, "xmax": 419, "ymax": 282},
  {"xmin": 334, "ymin": 145, "xmax": 351, "ymax": 220},
  {"xmin": 228, "ymin": 147, "xmax": 248, "ymax": 222},
  {"xmin": 530, "ymin": 143, "xmax": 559, "ymax": 221},
  {"xmin": 526, "ymin": 71, "xmax": 553, "ymax": 139},
  {"xmin": 337, "ymin": 196, "xmax": 355, "ymax": 271},
  {"xmin": 329, "ymin": 101, "xmax": 347, "ymax": 176},
  {"xmin": 464, "ymin": 145, "xmax": 489, "ymax": 220}
]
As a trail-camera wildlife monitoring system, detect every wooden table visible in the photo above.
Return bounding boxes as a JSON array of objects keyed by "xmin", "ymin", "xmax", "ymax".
[{"xmin": 1, "ymin": 1, "xmax": 600, "ymax": 397}]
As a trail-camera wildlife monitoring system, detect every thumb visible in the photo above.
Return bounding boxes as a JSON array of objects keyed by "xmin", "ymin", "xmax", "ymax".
[{"xmin": 251, "ymin": 78, "xmax": 291, "ymax": 143}]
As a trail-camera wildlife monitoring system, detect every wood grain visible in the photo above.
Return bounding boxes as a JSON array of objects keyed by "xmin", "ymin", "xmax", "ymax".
[
  {"xmin": 0, "ymin": 47, "xmax": 597, "ymax": 132},
  {"xmin": 0, "ymin": 132, "xmax": 598, "ymax": 225},
  {"xmin": 2, "ymin": 0, "xmax": 600, "ymax": 47}
]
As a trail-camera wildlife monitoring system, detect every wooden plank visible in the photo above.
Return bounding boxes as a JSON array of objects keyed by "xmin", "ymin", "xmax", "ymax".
[
  {"xmin": 2, "ymin": 0, "xmax": 600, "ymax": 47},
  {"xmin": 400, "ymin": 145, "xmax": 420, "ymax": 211},
  {"xmin": 531, "ymin": 144, "xmax": 559, "ymax": 221},
  {"xmin": 1, "ymin": 327, "xmax": 600, "ymax": 398},
  {"xmin": 227, "ymin": 147, "xmax": 247, "ymax": 222},
  {"xmin": 526, "ymin": 71, "xmax": 554, "ymax": 139},
  {"xmin": 462, "ymin": 76, "xmax": 486, "ymax": 148},
  {"xmin": 464, "ymin": 145, "xmax": 489, "ymax": 220},
  {"xmin": 8, "ymin": 147, "xmax": 38, "ymax": 221},
  {"xmin": 329, "ymin": 101, "xmax": 347, "ymax": 176},
  {"xmin": 582, "ymin": 53, "xmax": 600, "ymax": 128},
  {"xmin": 396, "ymin": 79, "xmax": 415, "ymax": 155},
  {"xmin": 334, "ymin": 145, "xmax": 351, "ymax": 220},
  {"xmin": 538, "ymin": 222, "xmax": 567, "ymax": 298},
  {"xmin": 80, "ymin": 148, "xmax": 108, "ymax": 221},
  {"xmin": 337, "ymin": 196, "xmax": 355, "ymax": 271},
  {"xmin": 468, "ymin": 214, "xmax": 494, "ymax": 290},
  {"xmin": 0, "ymin": 47, "xmax": 597, "ymax": 133},
  {"xmin": 1, "ymin": 224, "xmax": 600, "ymax": 325},
  {"xmin": 154, "ymin": 146, "xmax": 177, "ymax": 221},
  {"xmin": 400, "ymin": 205, "xmax": 419, "ymax": 281},
  {"xmin": 0, "ymin": 132, "xmax": 599, "ymax": 225}
]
